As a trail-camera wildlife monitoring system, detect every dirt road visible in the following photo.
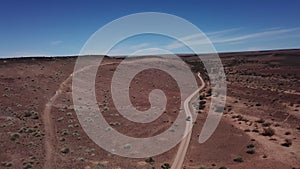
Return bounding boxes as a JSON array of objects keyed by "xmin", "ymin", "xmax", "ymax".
[
  {"xmin": 42, "ymin": 60, "xmax": 204, "ymax": 169},
  {"xmin": 42, "ymin": 64, "xmax": 100, "ymax": 169},
  {"xmin": 171, "ymin": 73, "xmax": 205, "ymax": 169}
]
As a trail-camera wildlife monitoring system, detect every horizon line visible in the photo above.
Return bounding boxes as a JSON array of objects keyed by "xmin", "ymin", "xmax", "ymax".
[{"xmin": 0, "ymin": 47, "xmax": 299, "ymax": 59}]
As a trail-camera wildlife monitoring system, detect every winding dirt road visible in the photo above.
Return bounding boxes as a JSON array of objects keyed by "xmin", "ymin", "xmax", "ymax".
[
  {"xmin": 42, "ymin": 59, "xmax": 146, "ymax": 169},
  {"xmin": 42, "ymin": 64, "xmax": 100, "ymax": 169},
  {"xmin": 41, "ymin": 59, "xmax": 204, "ymax": 169},
  {"xmin": 171, "ymin": 73, "xmax": 205, "ymax": 169}
]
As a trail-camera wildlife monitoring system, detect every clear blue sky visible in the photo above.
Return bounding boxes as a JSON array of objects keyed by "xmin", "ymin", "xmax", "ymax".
[{"xmin": 0, "ymin": 0, "xmax": 299, "ymax": 57}]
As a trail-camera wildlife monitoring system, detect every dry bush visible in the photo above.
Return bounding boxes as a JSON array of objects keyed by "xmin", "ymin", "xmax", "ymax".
[{"xmin": 262, "ymin": 127, "xmax": 275, "ymax": 136}]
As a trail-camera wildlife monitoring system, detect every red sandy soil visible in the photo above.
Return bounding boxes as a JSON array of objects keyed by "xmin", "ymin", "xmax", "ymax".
[{"xmin": 0, "ymin": 49, "xmax": 299, "ymax": 169}]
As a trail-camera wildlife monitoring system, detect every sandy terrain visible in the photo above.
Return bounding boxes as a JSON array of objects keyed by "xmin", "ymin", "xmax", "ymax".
[{"xmin": 0, "ymin": 49, "xmax": 299, "ymax": 169}]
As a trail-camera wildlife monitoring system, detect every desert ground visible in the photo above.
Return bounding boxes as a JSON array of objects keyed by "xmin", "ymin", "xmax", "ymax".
[{"xmin": 0, "ymin": 49, "xmax": 299, "ymax": 169}]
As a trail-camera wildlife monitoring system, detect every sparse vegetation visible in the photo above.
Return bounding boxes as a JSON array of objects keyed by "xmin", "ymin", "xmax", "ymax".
[
  {"xmin": 10, "ymin": 132, "xmax": 20, "ymax": 141},
  {"xmin": 246, "ymin": 148, "xmax": 255, "ymax": 154},
  {"xmin": 60, "ymin": 147, "xmax": 70, "ymax": 154},
  {"xmin": 244, "ymin": 129, "xmax": 251, "ymax": 132},
  {"xmin": 206, "ymin": 89, "xmax": 212, "ymax": 96},
  {"xmin": 109, "ymin": 122, "xmax": 121, "ymax": 126},
  {"xmin": 161, "ymin": 163, "xmax": 170, "ymax": 169},
  {"xmin": 281, "ymin": 139, "xmax": 292, "ymax": 147},
  {"xmin": 199, "ymin": 101, "xmax": 206, "ymax": 110},
  {"xmin": 145, "ymin": 157, "xmax": 155, "ymax": 165},
  {"xmin": 0, "ymin": 50, "xmax": 299, "ymax": 169},
  {"xmin": 97, "ymin": 162, "xmax": 106, "ymax": 168},
  {"xmin": 59, "ymin": 137, "xmax": 66, "ymax": 142},
  {"xmin": 233, "ymin": 156, "xmax": 244, "ymax": 163},
  {"xmin": 57, "ymin": 117, "xmax": 64, "ymax": 122},
  {"xmin": 262, "ymin": 122, "xmax": 272, "ymax": 127},
  {"xmin": 60, "ymin": 129, "xmax": 69, "ymax": 135},
  {"xmin": 247, "ymin": 143, "xmax": 255, "ymax": 149},
  {"xmin": 1, "ymin": 162, "xmax": 13, "ymax": 167},
  {"xmin": 23, "ymin": 163, "xmax": 33, "ymax": 169},
  {"xmin": 199, "ymin": 94, "xmax": 205, "ymax": 100},
  {"xmin": 219, "ymin": 167, "xmax": 227, "ymax": 169},
  {"xmin": 256, "ymin": 118, "xmax": 265, "ymax": 123},
  {"xmin": 262, "ymin": 127, "xmax": 275, "ymax": 136},
  {"xmin": 77, "ymin": 157, "xmax": 84, "ymax": 162}
]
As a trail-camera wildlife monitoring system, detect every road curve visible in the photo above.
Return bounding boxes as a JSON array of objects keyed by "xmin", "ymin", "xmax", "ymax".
[
  {"xmin": 42, "ymin": 63, "xmax": 110, "ymax": 169},
  {"xmin": 42, "ymin": 59, "xmax": 148, "ymax": 169},
  {"xmin": 171, "ymin": 72, "xmax": 205, "ymax": 169},
  {"xmin": 42, "ymin": 61, "xmax": 204, "ymax": 169}
]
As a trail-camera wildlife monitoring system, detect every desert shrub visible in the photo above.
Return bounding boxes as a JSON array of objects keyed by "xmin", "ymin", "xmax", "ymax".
[
  {"xmin": 262, "ymin": 127, "xmax": 275, "ymax": 136},
  {"xmin": 25, "ymin": 128, "xmax": 35, "ymax": 133},
  {"xmin": 274, "ymin": 123, "xmax": 280, "ymax": 127},
  {"xmin": 145, "ymin": 157, "xmax": 155, "ymax": 165},
  {"xmin": 199, "ymin": 100, "xmax": 206, "ymax": 105},
  {"xmin": 206, "ymin": 89, "xmax": 212, "ymax": 96},
  {"xmin": 246, "ymin": 148, "xmax": 255, "ymax": 154},
  {"xmin": 30, "ymin": 111, "xmax": 39, "ymax": 119},
  {"xmin": 232, "ymin": 114, "xmax": 243, "ymax": 120},
  {"xmin": 23, "ymin": 163, "xmax": 33, "ymax": 169},
  {"xmin": 72, "ymin": 131, "xmax": 80, "ymax": 137},
  {"xmin": 199, "ymin": 103, "xmax": 205, "ymax": 110},
  {"xmin": 199, "ymin": 95, "xmax": 205, "ymax": 100},
  {"xmin": 97, "ymin": 162, "xmax": 106, "ymax": 168},
  {"xmin": 109, "ymin": 122, "xmax": 121, "ymax": 126},
  {"xmin": 10, "ymin": 133, "xmax": 20, "ymax": 141},
  {"xmin": 233, "ymin": 157, "xmax": 243, "ymax": 163},
  {"xmin": 57, "ymin": 117, "xmax": 64, "ymax": 122},
  {"xmin": 281, "ymin": 139, "xmax": 292, "ymax": 147},
  {"xmin": 284, "ymin": 131, "xmax": 291, "ymax": 135},
  {"xmin": 262, "ymin": 122, "xmax": 272, "ymax": 127},
  {"xmin": 161, "ymin": 163, "xmax": 170, "ymax": 169},
  {"xmin": 255, "ymin": 118, "xmax": 265, "ymax": 123},
  {"xmin": 59, "ymin": 137, "xmax": 66, "ymax": 142},
  {"xmin": 199, "ymin": 167, "xmax": 206, "ymax": 169},
  {"xmin": 186, "ymin": 116, "xmax": 191, "ymax": 121},
  {"xmin": 247, "ymin": 144, "xmax": 255, "ymax": 149},
  {"xmin": 227, "ymin": 105, "xmax": 232, "ymax": 112},
  {"xmin": 77, "ymin": 157, "xmax": 84, "ymax": 162},
  {"xmin": 219, "ymin": 167, "xmax": 227, "ymax": 169},
  {"xmin": 1, "ymin": 162, "xmax": 13, "ymax": 167},
  {"xmin": 60, "ymin": 147, "xmax": 70, "ymax": 154},
  {"xmin": 18, "ymin": 127, "xmax": 27, "ymax": 133},
  {"xmin": 24, "ymin": 111, "xmax": 32, "ymax": 117},
  {"xmin": 60, "ymin": 129, "xmax": 69, "ymax": 135},
  {"xmin": 85, "ymin": 148, "xmax": 95, "ymax": 155},
  {"xmin": 33, "ymin": 131, "xmax": 43, "ymax": 137},
  {"xmin": 244, "ymin": 129, "xmax": 251, "ymax": 132}
]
